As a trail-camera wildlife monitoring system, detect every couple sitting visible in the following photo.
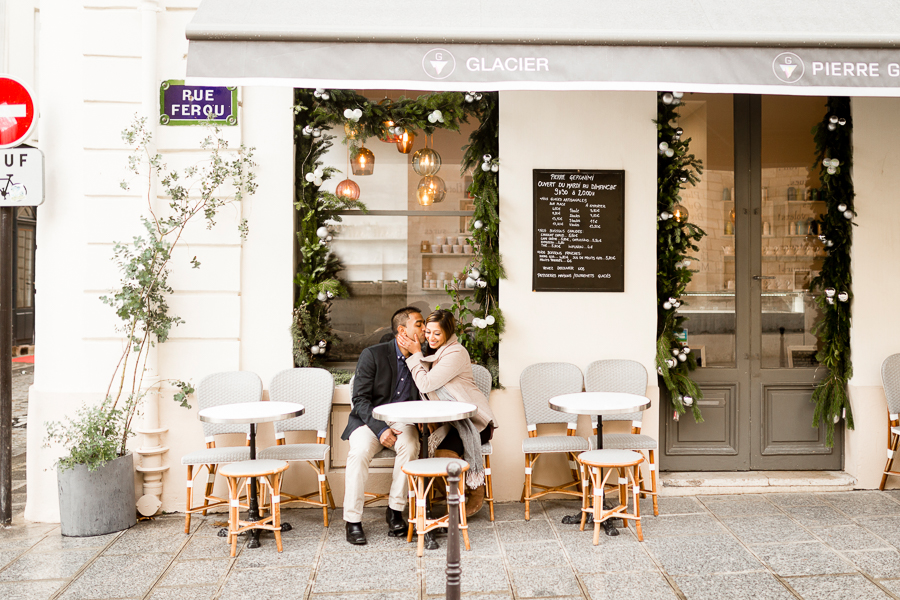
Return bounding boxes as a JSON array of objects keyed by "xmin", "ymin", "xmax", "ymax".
[{"xmin": 341, "ymin": 306, "xmax": 495, "ymax": 545}]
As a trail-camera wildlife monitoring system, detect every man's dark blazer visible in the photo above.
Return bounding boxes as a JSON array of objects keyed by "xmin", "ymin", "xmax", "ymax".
[{"xmin": 341, "ymin": 340, "xmax": 420, "ymax": 440}]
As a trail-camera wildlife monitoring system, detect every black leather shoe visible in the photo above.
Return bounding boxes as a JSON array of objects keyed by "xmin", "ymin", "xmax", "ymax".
[
  {"xmin": 386, "ymin": 507, "xmax": 407, "ymax": 537},
  {"xmin": 346, "ymin": 521, "xmax": 367, "ymax": 545}
]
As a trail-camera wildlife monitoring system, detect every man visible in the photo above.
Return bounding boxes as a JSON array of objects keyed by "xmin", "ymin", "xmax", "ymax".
[{"xmin": 341, "ymin": 306, "xmax": 425, "ymax": 545}]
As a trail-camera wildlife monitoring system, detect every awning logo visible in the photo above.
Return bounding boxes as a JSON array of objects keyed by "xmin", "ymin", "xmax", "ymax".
[
  {"xmin": 773, "ymin": 52, "xmax": 805, "ymax": 83},
  {"xmin": 423, "ymin": 49, "xmax": 456, "ymax": 80}
]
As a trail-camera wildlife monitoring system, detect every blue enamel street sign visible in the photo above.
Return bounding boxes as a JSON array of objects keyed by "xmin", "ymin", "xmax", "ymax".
[{"xmin": 159, "ymin": 80, "xmax": 237, "ymax": 126}]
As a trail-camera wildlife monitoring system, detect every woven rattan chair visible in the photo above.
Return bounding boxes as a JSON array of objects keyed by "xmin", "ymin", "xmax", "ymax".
[
  {"xmin": 472, "ymin": 364, "xmax": 496, "ymax": 521},
  {"xmin": 519, "ymin": 362, "xmax": 587, "ymax": 520},
  {"xmin": 181, "ymin": 371, "xmax": 261, "ymax": 534},
  {"xmin": 258, "ymin": 368, "xmax": 336, "ymax": 526},
  {"xmin": 348, "ymin": 376, "xmax": 397, "ymax": 506},
  {"xmin": 585, "ymin": 359, "xmax": 658, "ymax": 516},
  {"xmin": 880, "ymin": 354, "xmax": 900, "ymax": 489}
]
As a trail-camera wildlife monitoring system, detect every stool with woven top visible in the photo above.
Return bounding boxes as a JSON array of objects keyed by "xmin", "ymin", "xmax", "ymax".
[
  {"xmin": 402, "ymin": 457, "xmax": 471, "ymax": 557},
  {"xmin": 577, "ymin": 449, "xmax": 644, "ymax": 544},
  {"xmin": 220, "ymin": 459, "xmax": 289, "ymax": 557}
]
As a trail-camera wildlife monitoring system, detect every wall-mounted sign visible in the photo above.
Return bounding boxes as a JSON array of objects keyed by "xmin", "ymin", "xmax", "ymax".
[
  {"xmin": 0, "ymin": 148, "xmax": 44, "ymax": 206},
  {"xmin": 533, "ymin": 169, "xmax": 624, "ymax": 292},
  {"xmin": 159, "ymin": 80, "xmax": 237, "ymax": 126}
]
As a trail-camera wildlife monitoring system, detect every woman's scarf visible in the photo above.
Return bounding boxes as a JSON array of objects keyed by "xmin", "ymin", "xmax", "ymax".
[{"xmin": 426, "ymin": 386, "xmax": 485, "ymax": 489}]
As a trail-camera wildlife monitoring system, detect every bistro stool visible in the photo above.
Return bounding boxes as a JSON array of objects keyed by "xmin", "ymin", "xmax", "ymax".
[
  {"xmin": 577, "ymin": 449, "xmax": 644, "ymax": 544},
  {"xmin": 402, "ymin": 457, "xmax": 471, "ymax": 557},
  {"xmin": 220, "ymin": 459, "xmax": 289, "ymax": 557}
]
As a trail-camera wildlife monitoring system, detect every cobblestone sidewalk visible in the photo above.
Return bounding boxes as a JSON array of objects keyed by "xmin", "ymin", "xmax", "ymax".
[
  {"xmin": 5, "ymin": 492, "xmax": 900, "ymax": 600},
  {"xmin": 9, "ymin": 363, "xmax": 32, "ymax": 517}
]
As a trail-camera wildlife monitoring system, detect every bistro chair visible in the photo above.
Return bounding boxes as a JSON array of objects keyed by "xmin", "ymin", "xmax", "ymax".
[
  {"xmin": 258, "ymin": 368, "xmax": 336, "ymax": 526},
  {"xmin": 349, "ymin": 376, "xmax": 396, "ymax": 506},
  {"xmin": 472, "ymin": 363, "xmax": 496, "ymax": 521},
  {"xmin": 220, "ymin": 459, "xmax": 289, "ymax": 557},
  {"xmin": 586, "ymin": 359, "xmax": 658, "ymax": 516},
  {"xmin": 577, "ymin": 449, "xmax": 644, "ymax": 544},
  {"xmin": 181, "ymin": 371, "xmax": 261, "ymax": 534},
  {"xmin": 402, "ymin": 456, "xmax": 471, "ymax": 557},
  {"xmin": 880, "ymin": 354, "xmax": 900, "ymax": 489},
  {"xmin": 519, "ymin": 362, "xmax": 588, "ymax": 520}
]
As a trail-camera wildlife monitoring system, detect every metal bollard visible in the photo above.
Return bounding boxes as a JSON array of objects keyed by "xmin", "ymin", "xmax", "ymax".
[{"xmin": 445, "ymin": 461, "xmax": 462, "ymax": 600}]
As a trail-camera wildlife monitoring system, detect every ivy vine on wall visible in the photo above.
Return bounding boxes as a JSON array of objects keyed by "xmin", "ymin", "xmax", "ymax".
[
  {"xmin": 291, "ymin": 89, "xmax": 504, "ymax": 386},
  {"xmin": 810, "ymin": 97, "xmax": 854, "ymax": 446},
  {"xmin": 655, "ymin": 92, "xmax": 706, "ymax": 422}
]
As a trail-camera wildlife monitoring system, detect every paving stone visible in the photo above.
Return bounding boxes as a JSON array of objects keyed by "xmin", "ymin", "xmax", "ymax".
[
  {"xmin": 102, "ymin": 528, "xmax": 187, "ymax": 555},
  {"xmin": 0, "ymin": 521, "xmax": 57, "ymax": 541},
  {"xmin": 581, "ymin": 572, "xmax": 679, "ymax": 600},
  {"xmin": 0, "ymin": 580, "xmax": 67, "ymax": 600},
  {"xmin": 0, "ymin": 550, "xmax": 26, "ymax": 571},
  {"xmin": 311, "ymin": 594, "xmax": 418, "ymax": 600},
  {"xmin": 31, "ymin": 532, "xmax": 120, "ymax": 552},
  {"xmin": 646, "ymin": 534, "xmax": 764, "ymax": 575},
  {"xmin": 720, "ymin": 515, "xmax": 816, "ymax": 546},
  {"xmin": 147, "ymin": 586, "xmax": 218, "ymax": 600},
  {"xmin": 158, "ymin": 558, "xmax": 231, "ymax": 587},
  {"xmin": 321, "ymin": 519, "xmax": 420, "ymax": 554},
  {"xmin": 502, "ymin": 540, "xmax": 568, "ymax": 568},
  {"xmin": 558, "ymin": 531, "xmax": 655, "ymax": 573},
  {"xmin": 783, "ymin": 573, "xmax": 893, "ymax": 599},
  {"xmin": 753, "ymin": 542, "xmax": 855, "ymax": 577},
  {"xmin": 640, "ymin": 495, "xmax": 706, "ymax": 516},
  {"xmin": 674, "ymin": 572, "xmax": 796, "ymax": 600},
  {"xmin": 59, "ymin": 553, "xmax": 173, "ymax": 600},
  {"xmin": 638, "ymin": 513, "xmax": 726, "ymax": 538},
  {"xmin": 764, "ymin": 493, "xmax": 830, "ymax": 507},
  {"xmin": 218, "ymin": 566, "xmax": 308, "ymax": 600},
  {"xmin": 509, "ymin": 566, "xmax": 581, "ymax": 598},
  {"xmin": 481, "ymin": 502, "xmax": 531, "ymax": 522},
  {"xmin": 842, "ymin": 549, "xmax": 900, "ymax": 578},
  {"xmin": 540, "ymin": 499, "xmax": 584, "ymax": 524},
  {"xmin": 876, "ymin": 579, "xmax": 900, "ymax": 597},
  {"xmin": 423, "ymin": 556, "xmax": 509, "ymax": 594},
  {"xmin": 0, "ymin": 549, "xmax": 98, "ymax": 582},
  {"xmin": 821, "ymin": 491, "xmax": 900, "ymax": 516},
  {"xmin": 496, "ymin": 520, "xmax": 556, "ymax": 544},
  {"xmin": 425, "ymin": 526, "xmax": 501, "ymax": 558},
  {"xmin": 812, "ymin": 524, "xmax": 891, "ymax": 551},
  {"xmin": 178, "ymin": 535, "xmax": 240, "ymax": 560},
  {"xmin": 781, "ymin": 505, "xmax": 849, "ymax": 528},
  {"xmin": 235, "ymin": 539, "xmax": 319, "ymax": 569},
  {"xmin": 313, "ymin": 551, "xmax": 417, "ymax": 593},
  {"xmin": 698, "ymin": 496, "xmax": 781, "ymax": 517}
]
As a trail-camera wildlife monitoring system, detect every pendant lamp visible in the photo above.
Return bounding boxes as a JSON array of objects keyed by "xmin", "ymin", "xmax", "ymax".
[
  {"xmin": 397, "ymin": 129, "xmax": 415, "ymax": 154},
  {"xmin": 351, "ymin": 146, "xmax": 375, "ymax": 176},
  {"xmin": 416, "ymin": 175, "xmax": 446, "ymax": 205},
  {"xmin": 672, "ymin": 203, "xmax": 689, "ymax": 223},
  {"xmin": 412, "ymin": 135, "xmax": 441, "ymax": 176},
  {"xmin": 336, "ymin": 147, "xmax": 361, "ymax": 199}
]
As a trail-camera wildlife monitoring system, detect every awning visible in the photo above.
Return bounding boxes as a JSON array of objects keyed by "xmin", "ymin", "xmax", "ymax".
[{"xmin": 186, "ymin": 0, "xmax": 900, "ymax": 96}]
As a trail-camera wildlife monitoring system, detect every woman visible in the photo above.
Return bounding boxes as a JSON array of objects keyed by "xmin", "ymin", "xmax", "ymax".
[{"xmin": 396, "ymin": 309, "xmax": 495, "ymax": 516}]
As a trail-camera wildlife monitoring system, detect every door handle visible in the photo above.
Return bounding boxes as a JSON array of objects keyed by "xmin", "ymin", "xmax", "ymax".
[{"xmin": 752, "ymin": 275, "xmax": 775, "ymax": 280}]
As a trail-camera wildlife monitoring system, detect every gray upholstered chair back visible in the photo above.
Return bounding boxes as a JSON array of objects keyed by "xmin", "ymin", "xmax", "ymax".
[
  {"xmin": 519, "ymin": 362, "xmax": 584, "ymax": 426},
  {"xmin": 882, "ymin": 354, "xmax": 900, "ymax": 415},
  {"xmin": 270, "ymin": 368, "xmax": 335, "ymax": 437},
  {"xmin": 585, "ymin": 359, "xmax": 648, "ymax": 423},
  {"xmin": 472, "ymin": 364, "xmax": 492, "ymax": 402},
  {"xmin": 198, "ymin": 371, "xmax": 263, "ymax": 438}
]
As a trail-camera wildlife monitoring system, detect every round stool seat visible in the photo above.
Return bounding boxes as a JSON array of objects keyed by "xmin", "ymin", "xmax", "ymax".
[
  {"xmin": 402, "ymin": 457, "xmax": 469, "ymax": 478},
  {"xmin": 219, "ymin": 459, "xmax": 288, "ymax": 478},
  {"xmin": 578, "ymin": 449, "xmax": 643, "ymax": 467}
]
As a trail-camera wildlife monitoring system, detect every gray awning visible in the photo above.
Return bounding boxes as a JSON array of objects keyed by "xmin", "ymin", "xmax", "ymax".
[{"xmin": 186, "ymin": 0, "xmax": 900, "ymax": 95}]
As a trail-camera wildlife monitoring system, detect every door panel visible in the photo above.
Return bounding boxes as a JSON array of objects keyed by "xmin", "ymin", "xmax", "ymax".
[{"xmin": 665, "ymin": 384, "xmax": 739, "ymax": 453}]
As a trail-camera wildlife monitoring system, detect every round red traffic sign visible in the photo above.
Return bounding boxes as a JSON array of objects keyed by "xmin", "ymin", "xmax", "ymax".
[{"xmin": 0, "ymin": 75, "xmax": 35, "ymax": 149}]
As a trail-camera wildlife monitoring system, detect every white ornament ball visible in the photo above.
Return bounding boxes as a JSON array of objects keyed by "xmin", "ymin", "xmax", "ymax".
[
  {"xmin": 326, "ymin": 291, "xmax": 334, "ymax": 298},
  {"xmin": 343, "ymin": 108, "xmax": 353, "ymax": 119},
  {"xmin": 470, "ymin": 268, "xmax": 481, "ymax": 279},
  {"xmin": 837, "ymin": 203, "xmax": 847, "ymax": 212},
  {"xmin": 465, "ymin": 94, "xmax": 474, "ymax": 103},
  {"xmin": 485, "ymin": 315, "xmax": 495, "ymax": 325},
  {"xmin": 826, "ymin": 240, "xmax": 834, "ymax": 247},
  {"xmin": 663, "ymin": 301, "xmax": 672, "ymax": 310},
  {"xmin": 672, "ymin": 348, "xmax": 681, "ymax": 356},
  {"xmin": 844, "ymin": 210, "xmax": 853, "ymax": 219},
  {"xmin": 478, "ymin": 319, "xmax": 488, "ymax": 329},
  {"xmin": 831, "ymin": 158, "xmax": 840, "ymax": 167},
  {"xmin": 668, "ymin": 297, "xmax": 677, "ymax": 304},
  {"xmin": 325, "ymin": 235, "xmax": 333, "ymax": 242},
  {"xmin": 833, "ymin": 414, "xmax": 840, "ymax": 424},
  {"xmin": 321, "ymin": 93, "xmax": 330, "ymax": 100},
  {"xmin": 683, "ymin": 395, "xmax": 694, "ymax": 406},
  {"xmin": 673, "ymin": 301, "xmax": 681, "ymax": 308},
  {"xmin": 491, "ymin": 164, "xmax": 499, "ymax": 172},
  {"xmin": 481, "ymin": 163, "xmax": 491, "ymax": 171},
  {"xmin": 318, "ymin": 340, "xmax": 327, "ymax": 348},
  {"xmin": 465, "ymin": 277, "xmax": 476, "ymax": 288},
  {"xmin": 316, "ymin": 227, "xmax": 328, "ymax": 239},
  {"xmin": 317, "ymin": 292, "xmax": 327, "ymax": 302},
  {"xmin": 829, "ymin": 115, "xmax": 839, "ymax": 124},
  {"xmin": 305, "ymin": 172, "xmax": 316, "ymax": 182},
  {"xmin": 657, "ymin": 367, "xmax": 664, "ymax": 375},
  {"xmin": 473, "ymin": 220, "xmax": 483, "ymax": 229},
  {"xmin": 678, "ymin": 354, "xmax": 687, "ymax": 362},
  {"xmin": 427, "ymin": 113, "xmax": 436, "ymax": 123},
  {"xmin": 827, "ymin": 297, "xmax": 835, "ymax": 305},
  {"xmin": 673, "ymin": 91, "xmax": 684, "ymax": 99},
  {"xmin": 353, "ymin": 109, "xmax": 362, "ymax": 120},
  {"xmin": 825, "ymin": 287, "xmax": 836, "ymax": 297},
  {"xmin": 827, "ymin": 167, "xmax": 837, "ymax": 175},
  {"xmin": 483, "ymin": 154, "xmax": 492, "ymax": 162},
  {"xmin": 683, "ymin": 347, "xmax": 691, "ymax": 354},
  {"xmin": 675, "ymin": 261, "xmax": 684, "ymax": 269},
  {"xmin": 659, "ymin": 142, "xmax": 669, "ymax": 152},
  {"xmin": 666, "ymin": 358, "xmax": 677, "ymax": 368},
  {"xmin": 314, "ymin": 167, "xmax": 324, "ymax": 178},
  {"xmin": 828, "ymin": 123, "xmax": 837, "ymax": 131},
  {"xmin": 310, "ymin": 345, "xmax": 320, "ymax": 355},
  {"xmin": 662, "ymin": 92, "xmax": 674, "ymax": 104},
  {"xmin": 838, "ymin": 118, "xmax": 847, "ymax": 126},
  {"xmin": 838, "ymin": 291, "xmax": 849, "ymax": 302},
  {"xmin": 684, "ymin": 260, "xmax": 692, "ymax": 267},
  {"xmin": 313, "ymin": 128, "xmax": 322, "ymax": 138},
  {"xmin": 665, "ymin": 148, "xmax": 675, "ymax": 157},
  {"xmin": 476, "ymin": 278, "xmax": 488, "ymax": 288}
]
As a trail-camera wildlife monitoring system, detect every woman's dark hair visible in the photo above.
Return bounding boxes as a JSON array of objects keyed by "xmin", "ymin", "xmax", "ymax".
[{"xmin": 425, "ymin": 309, "xmax": 456, "ymax": 341}]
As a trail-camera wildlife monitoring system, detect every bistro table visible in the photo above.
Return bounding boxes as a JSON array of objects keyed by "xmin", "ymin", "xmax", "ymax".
[
  {"xmin": 373, "ymin": 400, "xmax": 477, "ymax": 550},
  {"xmin": 549, "ymin": 392, "xmax": 650, "ymax": 536},
  {"xmin": 199, "ymin": 401, "xmax": 305, "ymax": 548}
]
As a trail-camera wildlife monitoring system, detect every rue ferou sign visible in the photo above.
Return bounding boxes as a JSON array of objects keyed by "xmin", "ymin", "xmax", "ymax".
[
  {"xmin": 533, "ymin": 169, "xmax": 625, "ymax": 292},
  {"xmin": 159, "ymin": 80, "xmax": 238, "ymax": 126}
]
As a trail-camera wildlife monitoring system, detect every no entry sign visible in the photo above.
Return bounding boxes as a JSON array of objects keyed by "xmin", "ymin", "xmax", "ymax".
[{"xmin": 0, "ymin": 76, "xmax": 35, "ymax": 149}]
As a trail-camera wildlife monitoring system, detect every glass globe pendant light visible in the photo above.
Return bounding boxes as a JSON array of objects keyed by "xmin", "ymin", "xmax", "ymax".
[
  {"xmin": 396, "ymin": 128, "xmax": 415, "ymax": 154},
  {"xmin": 416, "ymin": 175, "xmax": 446, "ymax": 206},
  {"xmin": 672, "ymin": 203, "xmax": 689, "ymax": 223},
  {"xmin": 412, "ymin": 134, "xmax": 441, "ymax": 176},
  {"xmin": 351, "ymin": 146, "xmax": 375, "ymax": 176},
  {"xmin": 336, "ymin": 148, "xmax": 361, "ymax": 200}
]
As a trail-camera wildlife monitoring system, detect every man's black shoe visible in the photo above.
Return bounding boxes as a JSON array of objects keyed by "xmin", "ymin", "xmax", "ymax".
[
  {"xmin": 346, "ymin": 521, "xmax": 367, "ymax": 545},
  {"xmin": 386, "ymin": 507, "xmax": 407, "ymax": 537}
]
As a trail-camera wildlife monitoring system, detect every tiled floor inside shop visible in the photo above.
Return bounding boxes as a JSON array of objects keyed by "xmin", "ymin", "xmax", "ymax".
[{"xmin": 6, "ymin": 492, "xmax": 900, "ymax": 600}]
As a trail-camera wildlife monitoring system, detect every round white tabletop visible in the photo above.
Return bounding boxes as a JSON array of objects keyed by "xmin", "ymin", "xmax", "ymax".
[
  {"xmin": 549, "ymin": 392, "xmax": 649, "ymax": 416},
  {"xmin": 198, "ymin": 401, "xmax": 305, "ymax": 425},
  {"xmin": 373, "ymin": 400, "xmax": 477, "ymax": 424}
]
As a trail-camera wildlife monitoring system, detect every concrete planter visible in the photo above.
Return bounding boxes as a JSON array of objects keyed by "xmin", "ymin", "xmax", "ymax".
[{"xmin": 57, "ymin": 453, "xmax": 136, "ymax": 537}]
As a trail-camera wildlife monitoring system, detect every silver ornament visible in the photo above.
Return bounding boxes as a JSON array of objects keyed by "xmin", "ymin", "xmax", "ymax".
[
  {"xmin": 675, "ymin": 261, "xmax": 684, "ymax": 269},
  {"xmin": 683, "ymin": 260, "xmax": 692, "ymax": 267},
  {"xmin": 837, "ymin": 203, "xmax": 847, "ymax": 212},
  {"xmin": 313, "ymin": 128, "xmax": 322, "ymax": 138},
  {"xmin": 825, "ymin": 288, "xmax": 836, "ymax": 297},
  {"xmin": 317, "ymin": 292, "xmax": 327, "ymax": 302},
  {"xmin": 665, "ymin": 148, "xmax": 675, "ymax": 157},
  {"xmin": 473, "ymin": 220, "xmax": 483, "ymax": 229},
  {"xmin": 657, "ymin": 367, "xmax": 664, "ymax": 375},
  {"xmin": 829, "ymin": 115, "xmax": 839, "ymax": 124},
  {"xmin": 491, "ymin": 164, "xmax": 499, "ymax": 172},
  {"xmin": 316, "ymin": 227, "xmax": 328, "ymax": 239},
  {"xmin": 831, "ymin": 158, "xmax": 840, "ymax": 167},
  {"xmin": 683, "ymin": 395, "xmax": 694, "ymax": 406},
  {"xmin": 673, "ymin": 91, "xmax": 684, "ymax": 99},
  {"xmin": 827, "ymin": 166, "xmax": 837, "ymax": 175},
  {"xmin": 465, "ymin": 94, "xmax": 474, "ymax": 103},
  {"xmin": 828, "ymin": 123, "xmax": 837, "ymax": 131},
  {"xmin": 844, "ymin": 210, "xmax": 853, "ymax": 219},
  {"xmin": 675, "ymin": 127, "xmax": 684, "ymax": 136},
  {"xmin": 481, "ymin": 163, "xmax": 491, "ymax": 171},
  {"xmin": 310, "ymin": 345, "xmax": 320, "ymax": 355},
  {"xmin": 318, "ymin": 340, "xmax": 327, "ymax": 347},
  {"xmin": 678, "ymin": 354, "xmax": 687, "ymax": 362},
  {"xmin": 476, "ymin": 278, "xmax": 488, "ymax": 288},
  {"xmin": 663, "ymin": 301, "xmax": 672, "ymax": 310},
  {"xmin": 485, "ymin": 315, "xmax": 495, "ymax": 325},
  {"xmin": 827, "ymin": 297, "xmax": 835, "ymax": 305},
  {"xmin": 683, "ymin": 347, "xmax": 691, "ymax": 354},
  {"xmin": 465, "ymin": 277, "xmax": 476, "ymax": 288},
  {"xmin": 662, "ymin": 92, "xmax": 674, "ymax": 104},
  {"xmin": 326, "ymin": 291, "xmax": 334, "ymax": 298},
  {"xmin": 672, "ymin": 349, "xmax": 681, "ymax": 356},
  {"xmin": 838, "ymin": 118, "xmax": 847, "ymax": 126},
  {"xmin": 470, "ymin": 268, "xmax": 481, "ymax": 279},
  {"xmin": 837, "ymin": 291, "xmax": 849, "ymax": 302},
  {"xmin": 666, "ymin": 358, "xmax": 677, "ymax": 368},
  {"xmin": 659, "ymin": 142, "xmax": 669, "ymax": 152}
]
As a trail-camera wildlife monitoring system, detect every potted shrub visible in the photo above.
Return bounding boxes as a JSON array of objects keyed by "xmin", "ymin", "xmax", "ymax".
[{"xmin": 45, "ymin": 117, "xmax": 256, "ymax": 536}]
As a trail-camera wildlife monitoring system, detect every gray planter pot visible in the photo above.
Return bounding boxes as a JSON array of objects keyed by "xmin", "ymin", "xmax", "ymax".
[{"xmin": 57, "ymin": 453, "xmax": 136, "ymax": 537}]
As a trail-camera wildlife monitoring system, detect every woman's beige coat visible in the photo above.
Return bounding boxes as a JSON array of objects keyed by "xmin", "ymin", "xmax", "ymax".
[{"xmin": 406, "ymin": 335, "xmax": 495, "ymax": 431}]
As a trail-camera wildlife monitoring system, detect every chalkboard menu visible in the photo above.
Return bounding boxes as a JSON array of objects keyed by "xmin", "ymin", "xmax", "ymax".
[{"xmin": 533, "ymin": 169, "xmax": 625, "ymax": 292}]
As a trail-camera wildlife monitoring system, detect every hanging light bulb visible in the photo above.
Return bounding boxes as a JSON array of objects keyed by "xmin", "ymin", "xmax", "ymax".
[
  {"xmin": 412, "ymin": 147, "xmax": 442, "ymax": 176},
  {"xmin": 351, "ymin": 146, "xmax": 375, "ymax": 176},
  {"xmin": 672, "ymin": 203, "xmax": 690, "ymax": 223},
  {"xmin": 416, "ymin": 175, "xmax": 446, "ymax": 206},
  {"xmin": 336, "ymin": 179, "xmax": 360, "ymax": 200},
  {"xmin": 397, "ymin": 129, "xmax": 416, "ymax": 154}
]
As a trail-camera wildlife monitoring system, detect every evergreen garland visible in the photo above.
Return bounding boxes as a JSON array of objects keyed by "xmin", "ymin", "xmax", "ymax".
[
  {"xmin": 292, "ymin": 89, "xmax": 503, "ymax": 384},
  {"xmin": 809, "ymin": 97, "xmax": 854, "ymax": 446},
  {"xmin": 655, "ymin": 92, "xmax": 706, "ymax": 422}
]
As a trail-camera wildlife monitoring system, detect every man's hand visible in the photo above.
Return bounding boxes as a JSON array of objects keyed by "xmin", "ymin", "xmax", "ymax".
[{"xmin": 379, "ymin": 428, "xmax": 397, "ymax": 448}]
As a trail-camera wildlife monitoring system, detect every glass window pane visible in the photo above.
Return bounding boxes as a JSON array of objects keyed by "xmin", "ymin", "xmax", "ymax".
[
  {"xmin": 677, "ymin": 93, "xmax": 736, "ymax": 368},
  {"xmin": 760, "ymin": 95, "xmax": 827, "ymax": 369}
]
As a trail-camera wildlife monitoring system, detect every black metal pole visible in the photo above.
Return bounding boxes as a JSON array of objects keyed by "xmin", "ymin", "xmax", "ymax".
[
  {"xmin": 0, "ymin": 206, "xmax": 14, "ymax": 525},
  {"xmin": 445, "ymin": 461, "xmax": 462, "ymax": 600}
]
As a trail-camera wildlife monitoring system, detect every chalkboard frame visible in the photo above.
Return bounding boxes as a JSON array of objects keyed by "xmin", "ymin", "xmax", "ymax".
[{"xmin": 532, "ymin": 168, "xmax": 625, "ymax": 293}]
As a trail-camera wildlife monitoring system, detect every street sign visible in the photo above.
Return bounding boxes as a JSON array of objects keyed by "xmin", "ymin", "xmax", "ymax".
[
  {"xmin": 159, "ymin": 80, "xmax": 237, "ymax": 126},
  {"xmin": 0, "ymin": 148, "xmax": 43, "ymax": 206},
  {"xmin": 0, "ymin": 76, "xmax": 36, "ymax": 149}
]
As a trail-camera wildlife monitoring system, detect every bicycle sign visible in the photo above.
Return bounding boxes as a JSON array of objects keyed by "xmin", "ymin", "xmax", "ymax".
[{"xmin": 0, "ymin": 147, "xmax": 43, "ymax": 206}]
